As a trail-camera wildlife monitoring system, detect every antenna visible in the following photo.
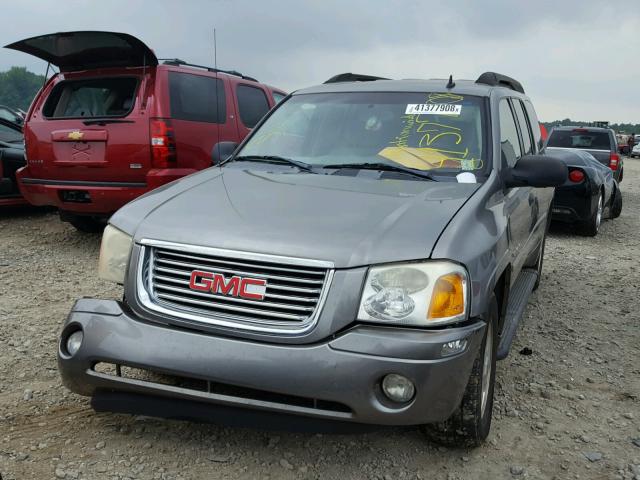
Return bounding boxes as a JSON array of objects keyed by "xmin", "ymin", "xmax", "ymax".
[
  {"xmin": 41, "ymin": 62, "xmax": 51, "ymax": 89},
  {"xmin": 213, "ymin": 27, "xmax": 221, "ymax": 167}
]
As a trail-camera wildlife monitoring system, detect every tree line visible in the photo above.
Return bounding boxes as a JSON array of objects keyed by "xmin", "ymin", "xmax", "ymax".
[
  {"xmin": 0, "ymin": 67, "xmax": 638, "ymax": 133},
  {"xmin": 543, "ymin": 119, "xmax": 640, "ymax": 135},
  {"xmin": 0, "ymin": 67, "xmax": 45, "ymax": 111}
]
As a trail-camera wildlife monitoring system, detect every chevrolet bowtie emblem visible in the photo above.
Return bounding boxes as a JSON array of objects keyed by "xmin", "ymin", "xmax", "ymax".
[{"xmin": 68, "ymin": 131, "xmax": 84, "ymax": 141}]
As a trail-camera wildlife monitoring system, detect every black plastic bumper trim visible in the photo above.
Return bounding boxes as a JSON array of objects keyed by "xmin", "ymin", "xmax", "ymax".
[{"xmin": 91, "ymin": 391, "xmax": 384, "ymax": 434}]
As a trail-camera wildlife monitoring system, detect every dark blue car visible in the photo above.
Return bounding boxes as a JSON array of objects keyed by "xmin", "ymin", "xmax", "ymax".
[{"xmin": 547, "ymin": 147, "xmax": 622, "ymax": 236}]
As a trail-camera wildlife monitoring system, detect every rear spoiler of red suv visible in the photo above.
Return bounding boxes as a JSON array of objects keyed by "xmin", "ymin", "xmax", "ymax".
[{"xmin": 5, "ymin": 31, "xmax": 157, "ymax": 72}]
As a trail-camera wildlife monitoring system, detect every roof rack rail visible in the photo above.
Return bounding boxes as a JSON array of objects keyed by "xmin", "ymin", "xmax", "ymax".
[
  {"xmin": 324, "ymin": 73, "xmax": 389, "ymax": 84},
  {"xmin": 158, "ymin": 58, "xmax": 258, "ymax": 82},
  {"xmin": 475, "ymin": 72, "xmax": 524, "ymax": 94}
]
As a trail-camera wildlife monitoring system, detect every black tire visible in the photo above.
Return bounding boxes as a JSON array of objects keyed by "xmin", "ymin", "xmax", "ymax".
[
  {"xmin": 422, "ymin": 295, "xmax": 498, "ymax": 448},
  {"xmin": 618, "ymin": 168, "xmax": 623, "ymax": 183},
  {"xmin": 579, "ymin": 191, "xmax": 603, "ymax": 237},
  {"xmin": 531, "ymin": 234, "xmax": 545, "ymax": 291},
  {"xmin": 609, "ymin": 186, "xmax": 622, "ymax": 219},
  {"xmin": 66, "ymin": 215, "xmax": 105, "ymax": 233},
  {"xmin": 529, "ymin": 210, "xmax": 551, "ymax": 291}
]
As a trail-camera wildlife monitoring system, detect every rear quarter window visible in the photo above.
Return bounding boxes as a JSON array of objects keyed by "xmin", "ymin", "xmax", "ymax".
[
  {"xmin": 237, "ymin": 85, "xmax": 270, "ymax": 128},
  {"xmin": 169, "ymin": 72, "xmax": 226, "ymax": 123},
  {"xmin": 523, "ymin": 100, "xmax": 542, "ymax": 151},
  {"xmin": 43, "ymin": 77, "xmax": 138, "ymax": 119},
  {"xmin": 513, "ymin": 100, "xmax": 533, "ymax": 155},
  {"xmin": 272, "ymin": 92, "xmax": 286, "ymax": 104}
]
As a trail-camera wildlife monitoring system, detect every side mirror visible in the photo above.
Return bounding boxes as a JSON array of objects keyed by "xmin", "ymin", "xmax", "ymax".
[
  {"xmin": 504, "ymin": 154, "xmax": 567, "ymax": 188},
  {"xmin": 211, "ymin": 141, "xmax": 238, "ymax": 165}
]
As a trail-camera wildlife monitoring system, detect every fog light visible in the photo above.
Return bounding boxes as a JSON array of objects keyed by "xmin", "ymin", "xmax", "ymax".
[
  {"xmin": 66, "ymin": 330, "xmax": 83, "ymax": 357},
  {"xmin": 381, "ymin": 374, "xmax": 415, "ymax": 403},
  {"xmin": 441, "ymin": 338, "xmax": 468, "ymax": 357}
]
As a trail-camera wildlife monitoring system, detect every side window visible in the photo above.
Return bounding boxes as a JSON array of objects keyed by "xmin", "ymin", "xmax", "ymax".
[
  {"xmin": 499, "ymin": 99, "xmax": 522, "ymax": 167},
  {"xmin": 513, "ymin": 100, "xmax": 533, "ymax": 155},
  {"xmin": 168, "ymin": 72, "xmax": 226, "ymax": 123},
  {"xmin": 237, "ymin": 85, "xmax": 270, "ymax": 128},
  {"xmin": 272, "ymin": 92, "xmax": 286, "ymax": 104},
  {"xmin": 523, "ymin": 100, "xmax": 542, "ymax": 151}
]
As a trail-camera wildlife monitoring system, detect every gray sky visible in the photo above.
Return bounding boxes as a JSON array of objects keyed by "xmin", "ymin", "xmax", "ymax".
[{"xmin": 1, "ymin": 0, "xmax": 638, "ymax": 123}]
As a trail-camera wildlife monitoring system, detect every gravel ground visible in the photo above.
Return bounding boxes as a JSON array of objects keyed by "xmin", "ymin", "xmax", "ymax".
[{"xmin": 1, "ymin": 159, "xmax": 639, "ymax": 480}]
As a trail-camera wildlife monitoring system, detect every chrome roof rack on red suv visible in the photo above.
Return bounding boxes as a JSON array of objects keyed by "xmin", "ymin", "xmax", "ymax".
[
  {"xmin": 324, "ymin": 73, "xmax": 389, "ymax": 84},
  {"xmin": 159, "ymin": 58, "xmax": 258, "ymax": 82},
  {"xmin": 475, "ymin": 72, "xmax": 525, "ymax": 94}
]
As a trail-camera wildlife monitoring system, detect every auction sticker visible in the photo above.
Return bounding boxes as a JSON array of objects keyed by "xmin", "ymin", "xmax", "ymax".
[{"xmin": 405, "ymin": 103, "xmax": 462, "ymax": 115}]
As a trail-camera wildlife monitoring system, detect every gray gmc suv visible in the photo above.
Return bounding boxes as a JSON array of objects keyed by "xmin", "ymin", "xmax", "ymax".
[{"xmin": 58, "ymin": 72, "xmax": 566, "ymax": 446}]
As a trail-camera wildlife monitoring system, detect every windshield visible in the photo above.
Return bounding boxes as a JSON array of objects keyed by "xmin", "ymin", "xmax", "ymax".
[
  {"xmin": 0, "ymin": 121, "xmax": 23, "ymax": 143},
  {"xmin": 547, "ymin": 130, "xmax": 611, "ymax": 150},
  {"xmin": 237, "ymin": 92, "xmax": 488, "ymax": 177}
]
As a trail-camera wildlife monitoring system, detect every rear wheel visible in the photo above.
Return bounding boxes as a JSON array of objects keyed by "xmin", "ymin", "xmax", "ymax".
[
  {"xmin": 531, "ymin": 234, "xmax": 546, "ymax": 291},
  {"xmin": 580, "ymin": 191, "xmax": 603, "ymax": 237},
  {"xmin": 422, "ymin": 295, "xmax": 498, "ymax": 448},
  {"xmin": 609, "ymin": 187, "xmax": 622, "ymax": 219}
]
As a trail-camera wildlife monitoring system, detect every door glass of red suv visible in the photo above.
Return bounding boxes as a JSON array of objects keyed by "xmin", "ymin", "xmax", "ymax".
[
  {"xmin": 237, "ymin": 85, "xmax": 270, "ymax": 128},
  {"xmin": 43, "ymin": 78, "xmax": 138, "ymax": 119},
  {"xmin": 168, "ymin": 72, "xmax": 226, "ymax": 123}
]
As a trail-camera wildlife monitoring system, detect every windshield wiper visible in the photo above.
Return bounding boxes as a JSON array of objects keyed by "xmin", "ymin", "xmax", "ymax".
[
  {"xmin": 322, "ymin": 162, "xmax": 436, "ymax": 181},
  {"xmin": 82, "ymin": 119, "xmax": 135, "ymax": 126},
  {"xmin": 230, "ymin": 155, "xmax": 314, "ymax": 172}
]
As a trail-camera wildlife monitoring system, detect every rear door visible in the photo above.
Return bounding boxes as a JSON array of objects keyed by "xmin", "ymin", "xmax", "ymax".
[
  {"xmin": 8, "ymin": 31, "xmax": 158, "ymax": 183},
  {"xmin": 5, "ymin": 31, "xmax": 157, "ymax": 71},
  {"xmin": 512, "ymin": 99, "xmax": 549, "ymax": 256},
  {"xmin": 499, "ymin": 98, "xmax": 532, "ymax": 277},
  {"xmin": 166, "ymin": 70, "xmax": 239, "ymax": 170},
  {"xmin": 24, "ymin": 72, "xmax": 152, "ymax": 183}
]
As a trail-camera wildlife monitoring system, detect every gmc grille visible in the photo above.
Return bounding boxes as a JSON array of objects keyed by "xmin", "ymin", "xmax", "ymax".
[{"xmin": 137, "ymin": 241, "xmax": 333, "ymax": 333}]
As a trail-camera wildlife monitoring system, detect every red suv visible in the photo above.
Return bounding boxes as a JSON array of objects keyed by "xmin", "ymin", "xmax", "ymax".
[{"xmin": 6, "ymin": 31, "xmax": 286, "ymax": 231}]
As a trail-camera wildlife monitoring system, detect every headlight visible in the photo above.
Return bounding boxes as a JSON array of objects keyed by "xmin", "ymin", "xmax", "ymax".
[
  {"xmin": 98, "ymin": 225, "xmax": 133, "ymax": 284},
  {"xmin": 357, "ymin": 261, "xmax": 468, "ymax": 326}
]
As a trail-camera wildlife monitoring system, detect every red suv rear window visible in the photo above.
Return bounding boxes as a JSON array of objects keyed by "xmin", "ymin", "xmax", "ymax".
[{"xmin": 43, "ymin": 77, "xmax": 138, "ymax": 119}]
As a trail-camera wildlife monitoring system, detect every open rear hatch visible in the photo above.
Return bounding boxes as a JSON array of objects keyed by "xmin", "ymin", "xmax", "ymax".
[
  {"xmin": 6, "ymin": 32, "xmax": 157, "ymax": 187},
  {"xmin": 5, "ymin": 31, "xmax": 157, "ymax": 71}
]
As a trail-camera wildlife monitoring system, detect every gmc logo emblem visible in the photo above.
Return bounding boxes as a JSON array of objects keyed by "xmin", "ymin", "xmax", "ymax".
[{"xmin": 189, "ymin": 270, "xmax": 267, "ymax": 301}]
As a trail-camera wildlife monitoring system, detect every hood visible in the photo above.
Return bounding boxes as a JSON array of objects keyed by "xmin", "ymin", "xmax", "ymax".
[
  {"xmin": 546, "ymin": 147, "xmax": 608, "ymax": 171},
  {"xmin": 119, "ymin": 167, "xmax": 480, "ymax": 268},
  {"xmin": 5, "ymin": 31, "xmax": 157, "ymax": 72},
  {"xmin": 0, "ymin": 117, "xmax": 23, "ymax": 145}
]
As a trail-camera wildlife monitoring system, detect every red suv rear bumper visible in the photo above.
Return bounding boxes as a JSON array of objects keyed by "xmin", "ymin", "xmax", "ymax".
[{"xmin": 16, "ymin": 167, "xmax": 197, "ymax": 215}]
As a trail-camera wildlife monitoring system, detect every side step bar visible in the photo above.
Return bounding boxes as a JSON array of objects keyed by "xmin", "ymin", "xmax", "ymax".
[{"xmin": 496, "ymin": 269, "xmax": 538, "ymax": 360}]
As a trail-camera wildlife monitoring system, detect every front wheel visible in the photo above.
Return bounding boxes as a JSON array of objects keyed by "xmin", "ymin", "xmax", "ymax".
[{"xmin": 422, "ymin": 295, "xmax": 498, "ymax": 447}]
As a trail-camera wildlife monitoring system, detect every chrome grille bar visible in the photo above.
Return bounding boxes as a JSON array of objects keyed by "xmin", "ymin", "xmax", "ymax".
[{"xmin": 136, "ymin": 240, "xmax": 334, "ymax": 334}]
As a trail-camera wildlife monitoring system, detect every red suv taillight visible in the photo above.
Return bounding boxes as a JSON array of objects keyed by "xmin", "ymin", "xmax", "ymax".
[
  {"xmin": 609, "ymin": 152, "xmax": 619, "ymax": 171},
  {"xmin": 568, "ymin": 168, "xmax": 585, "ymax": 183},
  {"xmin": 150, "ymin": 118, "xmax": 177, "ymax": 168}
]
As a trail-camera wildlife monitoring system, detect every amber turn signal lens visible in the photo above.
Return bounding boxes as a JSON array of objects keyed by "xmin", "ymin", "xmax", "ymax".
[{"xmin": 428, "ymin": 273, "xmax": 465, "ymax": 319}]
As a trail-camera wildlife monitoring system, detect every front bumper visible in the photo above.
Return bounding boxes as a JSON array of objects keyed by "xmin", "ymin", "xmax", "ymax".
[
  {"xmin": 16, "ymin": 168, "xmax": 195, "ymax": 214},
  {"xmin": 59, "ymin": 299, "xmax": 485, "ymax": 426}
]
